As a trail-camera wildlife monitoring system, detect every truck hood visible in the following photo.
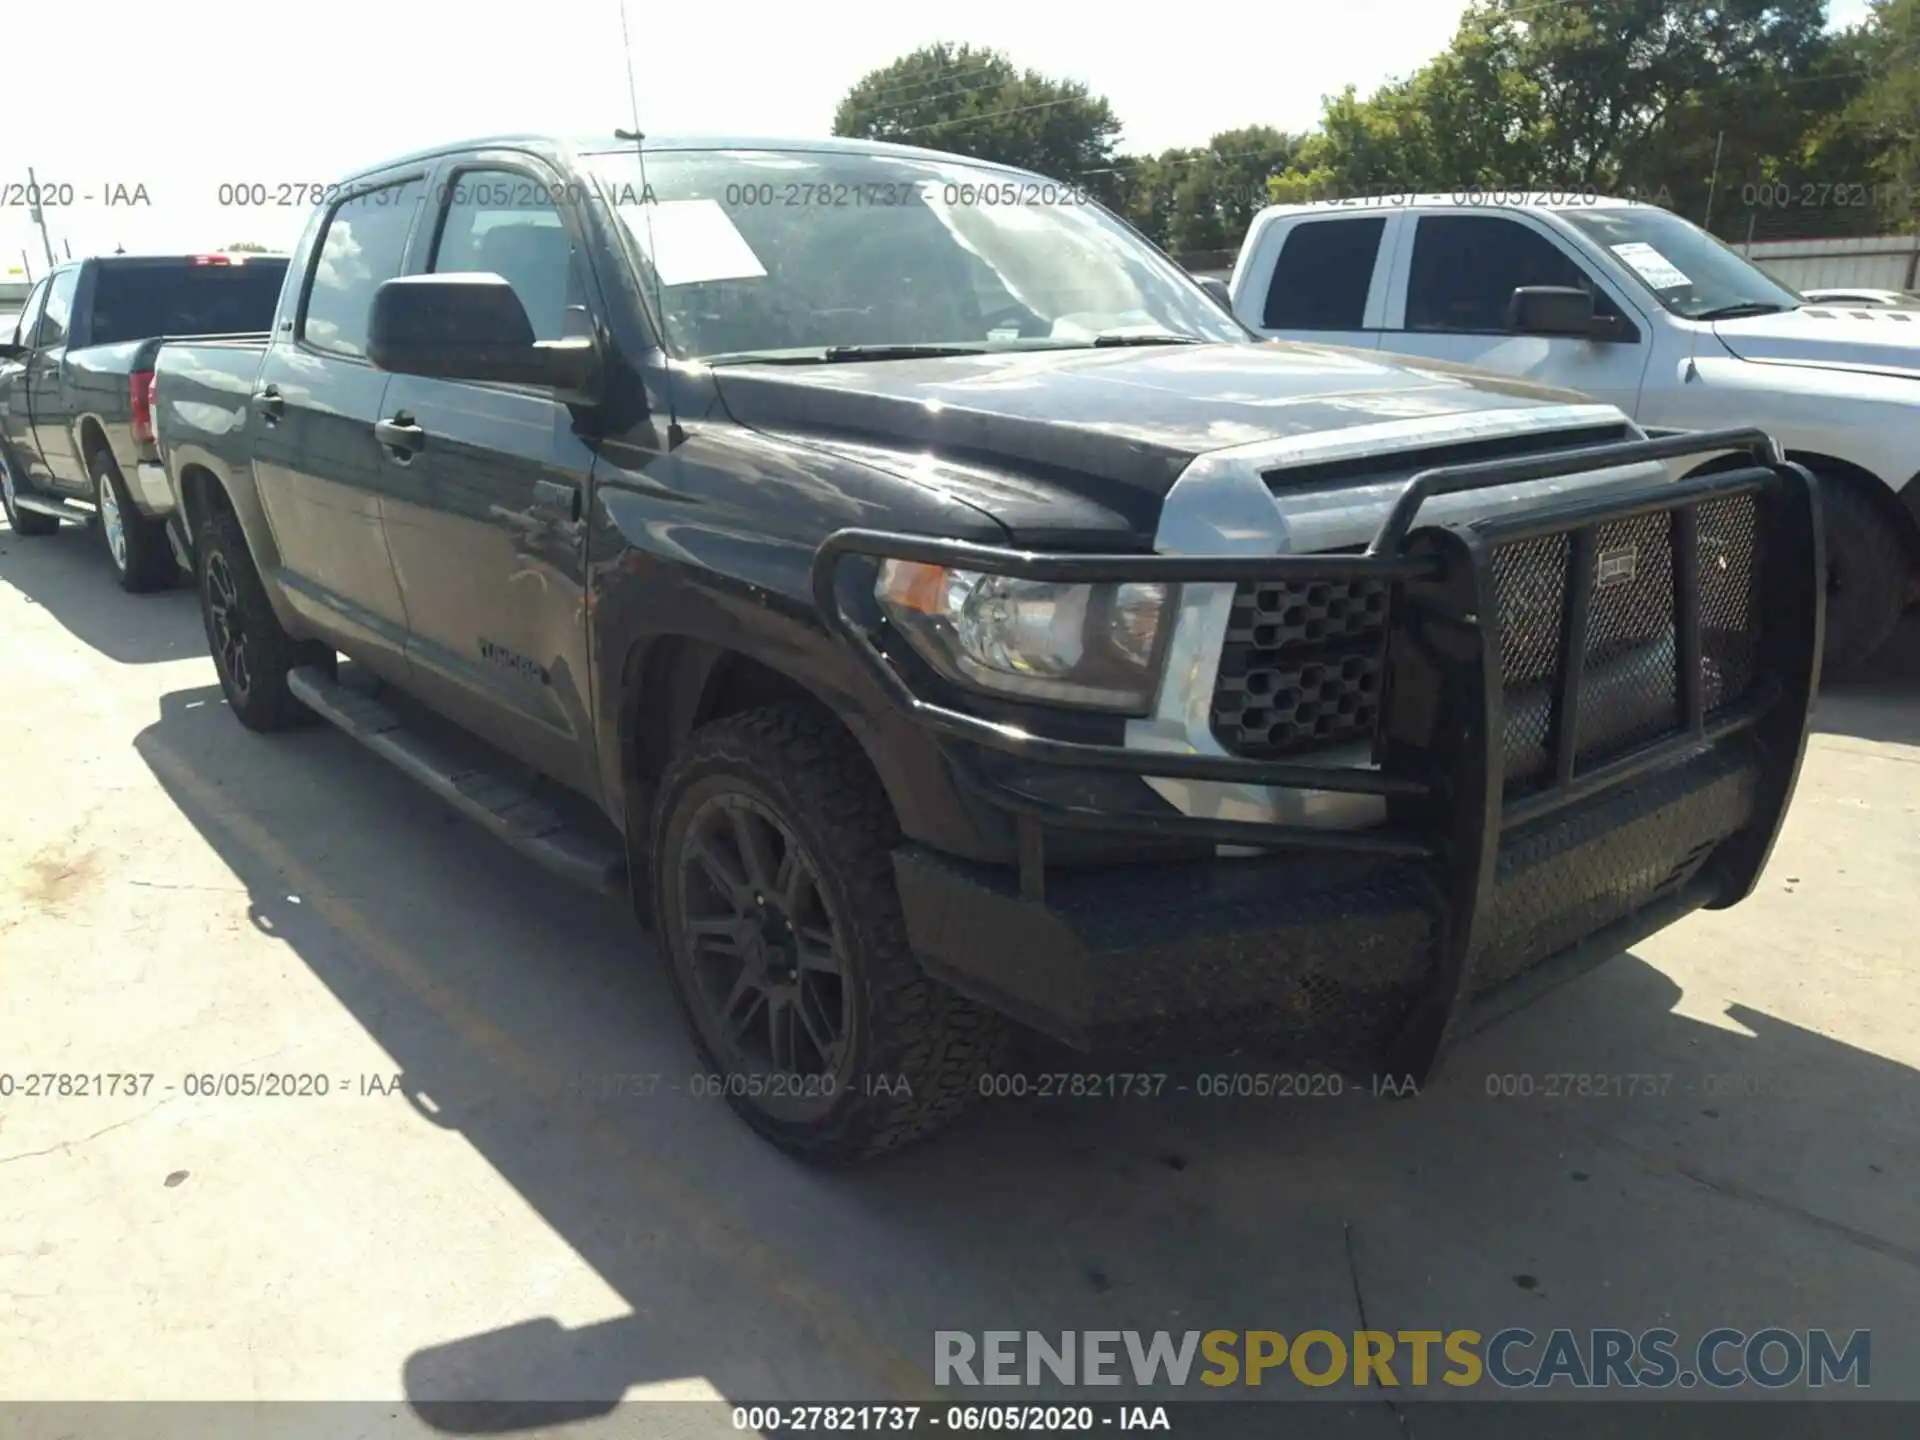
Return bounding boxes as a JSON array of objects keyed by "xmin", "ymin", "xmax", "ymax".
[
  {"xmin": 1712, "ymin": 305, "xmax": 1920, "ymax": 378},
  {"xmin": 708, "ymin": 341, "xmax": 1598, "ymax": 534}
]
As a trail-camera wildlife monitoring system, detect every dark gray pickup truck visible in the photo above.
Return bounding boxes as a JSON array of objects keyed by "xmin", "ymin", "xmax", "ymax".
[
  {"xmin": 152, "ymin": 134, "xmax": 1822, "ymax": 1161},
  {"xmin": 0, "ymin": 253, "xmax": 287, "ymax": 589}
]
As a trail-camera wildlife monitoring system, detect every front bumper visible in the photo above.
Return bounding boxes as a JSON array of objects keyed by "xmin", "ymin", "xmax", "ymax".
[{"xmin": 811, "ymin": 430, "xmax": 1823, "ymax": 1078}]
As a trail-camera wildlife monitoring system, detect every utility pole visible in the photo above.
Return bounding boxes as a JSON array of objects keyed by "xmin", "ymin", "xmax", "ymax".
[
  {"xmin": 1702, "ymin": 130, "xmax": 1726, "ymax": 236},
  {"xmin": 25, "ymin": 167, "xmax": 57, "ymax": 269}
]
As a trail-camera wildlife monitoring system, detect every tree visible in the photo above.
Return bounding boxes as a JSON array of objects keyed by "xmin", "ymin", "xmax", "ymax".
[
  {"xmin": 833, "ymin": 43, "xmax": 1122, "ymax": 197},
  {"xmin": 1841, "ymin": 0, "xmax": 1920, "ymax": 229},
  {"xmin": 1264, "ymin": 0, "xmax": 1853, "ymax": 233},
  {"xmin": 1508, "ymin": 0, "xmax": 1842, "ymax": 223},
  {"xmin": 224, "ymin": 241, "xmax": 270, "ymax": 253},
  {"xmin": 1164, "ymin": 127, "xmax": 1306, "ymax": 253}
]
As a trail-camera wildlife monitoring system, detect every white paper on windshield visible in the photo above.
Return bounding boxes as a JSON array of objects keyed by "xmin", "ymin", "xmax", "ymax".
[
  {"xmin": 619, "ymin": 198, "xmax": 767, "ymax": 287},
  {"xmin": 1611, "ymin": 241, "xmax": 1692, "ymax": 290}
]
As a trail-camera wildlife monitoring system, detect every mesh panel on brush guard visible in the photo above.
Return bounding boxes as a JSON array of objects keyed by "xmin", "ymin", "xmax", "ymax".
[
  {"xmin": 1206, "ymin": 490, "xmax": 1763, "ymax": 782},
  {"xmin": 1493, "ymin": 492, "xmax": 1762, "ymax": 794}
]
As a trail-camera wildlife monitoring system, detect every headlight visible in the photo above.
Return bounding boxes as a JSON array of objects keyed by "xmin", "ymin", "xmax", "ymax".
[{"xmin": 875, "ymin": 559, "xmax": 1173, "ymax": 712}]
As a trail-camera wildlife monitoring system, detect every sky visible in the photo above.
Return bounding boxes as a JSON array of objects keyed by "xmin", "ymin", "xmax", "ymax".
[{"xmin": 0, "ymin": 0, "xmax": 1882, "ymax": 276}]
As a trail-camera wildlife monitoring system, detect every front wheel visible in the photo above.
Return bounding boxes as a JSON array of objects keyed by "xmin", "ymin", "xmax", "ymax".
[
  {"xmin": 92, "ymin": 450, "xmax": 177, "ymax": 592},
  {"xmin": 197, "ymin": 501, "xmax": 324, "ymax": 731},
  {"xmin": 0, "ymin": 447, "xmax": 59, "ymax": 536},
  {"xmin": 1818, "ymin": 478, "xmax": 1910, "ymax": 679},
  {"xmin": 651, "ymin": 706, "xmax": 1009, "ymax": 1162}
]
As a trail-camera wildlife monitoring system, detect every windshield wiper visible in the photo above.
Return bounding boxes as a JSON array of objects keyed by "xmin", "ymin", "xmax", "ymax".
[
  {"xmin": 1089, "ymin": 332, "xmax": 1207, "ymax": 347},
  {"xmin": 820, "ymin": 343, "xmax": 993, "ymax": 362},
  {"xmin": 704, "ymin": 343, "xmax": 993, "ymax": 367},
  {"xmin": 1694, "ymin": 302, "xmax": 1790, "ymax": 321}
]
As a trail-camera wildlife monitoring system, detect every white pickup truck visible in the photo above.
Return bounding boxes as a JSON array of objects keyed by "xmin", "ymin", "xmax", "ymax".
[{"xmin": 1227, "ymin": 194, "xmax": 1920, "ymax": 674}]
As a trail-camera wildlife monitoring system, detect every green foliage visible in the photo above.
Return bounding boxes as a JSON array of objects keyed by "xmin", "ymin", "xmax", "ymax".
[
  {"xmin": 1112, "ymin": 128, "xmax": 1306, "ymax": 253},
  {"xmin": 1840, "ymin": 0, "xmax": 1920, "ymax": 225},
  {"xmin": 837, "ymin": 5, "xmax": 1914, "ymax": 255},
  {"xmin": 832, "ymin": 42, "xmax": 1122, "ymax": 200}
]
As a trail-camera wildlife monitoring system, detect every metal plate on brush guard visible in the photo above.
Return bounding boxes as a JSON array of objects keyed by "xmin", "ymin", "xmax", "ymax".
[{"xmin": 1595, "ymin": 543, "xmax": 1638, "ymax": 590}]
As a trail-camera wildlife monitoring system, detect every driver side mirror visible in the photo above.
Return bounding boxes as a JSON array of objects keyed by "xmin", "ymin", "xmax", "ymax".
[
  {"xmin": 367, "ymin": 274, "xmax": 598, "ymax": 400},
  {"xmin": 1196, "ymin": 276, "xmax": 1233, "ymax": 312},
  {"xmin": 1506, "ymin": 285, "xmax": 1627, "ymax": 341}
]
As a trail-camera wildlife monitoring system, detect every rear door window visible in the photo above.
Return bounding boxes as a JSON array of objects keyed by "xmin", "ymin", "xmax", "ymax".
[
  {"xmin": 88, "ymin": 261, "xmax": 289, "ymax": 344},
  {"xmin": 1263, "ymin": 217, "xmax": 1387, "ymax": 330},
  {"xmin": 301, "ymin": 178, "xmax": 426, "ymax": 359}
]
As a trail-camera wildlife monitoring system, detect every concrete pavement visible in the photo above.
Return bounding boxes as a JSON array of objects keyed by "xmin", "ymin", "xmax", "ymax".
[{"xmin": 1, "ymin": 519, "xmax": 1915, "ymax": 1434}]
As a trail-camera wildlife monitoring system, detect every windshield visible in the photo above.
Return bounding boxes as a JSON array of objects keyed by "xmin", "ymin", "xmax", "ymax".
[
  {"xmin": 582, "ymin": 148, "xmax": 1247, "ymax": 360},
  {"xmin": 88, "ymin": 260, "xmax": 288, "ymax": 344},
  {"xmin": 1555, "ymin": 207, "xmax": 1802, "ymax": 320}
]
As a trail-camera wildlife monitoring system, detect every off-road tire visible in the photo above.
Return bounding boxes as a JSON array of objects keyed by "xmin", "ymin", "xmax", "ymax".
[
  {"xmin": 0, "ymin": 446, "xmax": 59, "ymax": 536},
  {"xmin": 651, "ymin": 705, "xmax": 1010, "ymax": 1162},
  {"xmin": 197, "ymin": 500, "xmax": 326, "ymax": 731},
  {"xmin": 1818, "ymin": 477, "xmax": 1909, "ymax": 680},
  {"xmin": 91, "ymin": 449, "xmax": 177, "ymax": 592}
]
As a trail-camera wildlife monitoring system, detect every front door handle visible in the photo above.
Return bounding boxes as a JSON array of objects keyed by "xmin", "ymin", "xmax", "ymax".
[
  {"xmin": 374, "ymin": 415, "xmax": 425, "ymax": 456},
  {"xmin": 252, "ymin": 386, "xmax": 283, "ymax": 422}
]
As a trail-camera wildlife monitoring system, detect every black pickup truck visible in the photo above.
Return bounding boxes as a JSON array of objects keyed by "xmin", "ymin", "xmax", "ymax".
[
  {"xmin": 0, "ymin": 252, "xmax": 287, "ymax": 589},
  {"xmin": 152, "ymin": 134, "xmax": 1822, "ymax": 1161}
]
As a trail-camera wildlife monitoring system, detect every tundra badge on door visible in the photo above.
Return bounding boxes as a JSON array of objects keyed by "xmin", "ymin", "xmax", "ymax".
[{"xmin": 479, "ymin": 639, "xmax": 548, "ymax": 684}]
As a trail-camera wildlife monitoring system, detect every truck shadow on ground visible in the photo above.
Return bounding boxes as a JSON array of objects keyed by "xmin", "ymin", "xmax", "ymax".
[
  {"xmin": 1814, "ymin": 616, "xmax": 1920, "ymax": 748},
  {"xmin": 0, "ymin": 519, "xmax": 197, "ymax": 664},
  {"xmin": 133, "ymin": 684, "xmax": 1920, "ymax": 1435}
]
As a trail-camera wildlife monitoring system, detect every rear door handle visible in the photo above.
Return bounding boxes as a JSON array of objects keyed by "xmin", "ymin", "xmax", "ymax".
[
  {"xmin": 252, "ymin": 386, "xmax": 283, "ymax": 421},
  {"xmin": 374, "ymin": 415, "xmax": 425, "ymax": 456}
]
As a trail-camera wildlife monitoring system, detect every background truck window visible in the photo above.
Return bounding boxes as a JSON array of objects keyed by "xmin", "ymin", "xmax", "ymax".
[
  {"xmin": 1262, "ymin": 216, "xmax": 1386, "ymax": 330},
  {"xmin": 301, "ymin": 179, "xmax": 426, "ymax": 359},
  {"xmin": 12, "ymin": 279, "xmax": 49, "ymax": 347},
  {"xmin": 89, "ymin": 263, "xmax": 289, "ymax": 345},
  {"xmin": 429, "ymin": 174, "xmax": 588, "ymax": 343},
  {"xmin": 1405, "ymin": 214, "xmax": 1623, "ymax": 333},
  {"xmin": 38, "ymin": 268, "xmax": 79, "ymax": 348}
]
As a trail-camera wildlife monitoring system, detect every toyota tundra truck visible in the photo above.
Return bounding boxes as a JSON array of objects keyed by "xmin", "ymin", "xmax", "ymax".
[{"xmin": 151, "ymin": 135, "xmax": 1822, "ymax": 1161}]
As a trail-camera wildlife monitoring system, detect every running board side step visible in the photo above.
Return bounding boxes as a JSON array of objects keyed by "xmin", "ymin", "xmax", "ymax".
[
  {"xmin": 11, "ymin": 493, "xmax": 98, "ymax": 523},
  {"xmin": 285, "ymin": 664, "xmax": 627, "ymax": 898}
]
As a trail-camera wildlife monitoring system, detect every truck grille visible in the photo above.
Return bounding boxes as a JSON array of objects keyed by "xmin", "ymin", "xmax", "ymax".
[
  {"xmin": 1208, "ymin": 492, "xmax": 1762, "ymax": 779},
  {"xmin": 1208, "ymin": 578, "xmax": 1390, "ymax": 758}
]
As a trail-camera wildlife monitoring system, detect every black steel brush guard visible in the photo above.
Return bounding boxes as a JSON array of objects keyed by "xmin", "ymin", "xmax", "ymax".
[{"xmin": 810, "ymin": 428, "xmax": 1824, "ymax": 1078}]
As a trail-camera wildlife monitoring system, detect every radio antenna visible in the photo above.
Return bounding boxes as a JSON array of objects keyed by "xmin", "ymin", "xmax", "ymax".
[{"xmin": 616, "ymin": 0, "xmax": 684, "ymax": 449}]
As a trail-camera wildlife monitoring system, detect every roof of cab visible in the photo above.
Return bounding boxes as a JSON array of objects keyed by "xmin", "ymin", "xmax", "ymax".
[
  {"xmin": 338, "ymin": 132, "xmax": 1037, "ymax": 185},
  {"xmin": 1253, "ymin": 192, "xmax": 1651, "ymax": 219}
]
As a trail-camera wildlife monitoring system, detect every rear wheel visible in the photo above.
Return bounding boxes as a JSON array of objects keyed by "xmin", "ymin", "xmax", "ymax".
[
  {"xmin": 652, "ymin": 706, "xmax": 1009, "ymax": 1162},
  {"xmin": 0, "ymin": 448, "xmax": 59, "ymax": 537},
  {"xmin": 1818, "ymin": 477, "xmax": 1909, "ymax": 679},
  {"xmin": 92, "ymin": 450, "xmax": 177, "ymax": 592},
  {"xmin": 197, "ymin": 500, "xmax": 325, "ymax": 731}
]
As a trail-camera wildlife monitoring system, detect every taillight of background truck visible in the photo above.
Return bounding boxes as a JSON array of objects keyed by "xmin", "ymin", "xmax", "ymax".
[
  {"xmin": 130, "ymin": 369, "xmax": 157, "ymax": 444},
  {"xmin": 189, "ymin": 254, "xmax": 233, "ymax": 266}
]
